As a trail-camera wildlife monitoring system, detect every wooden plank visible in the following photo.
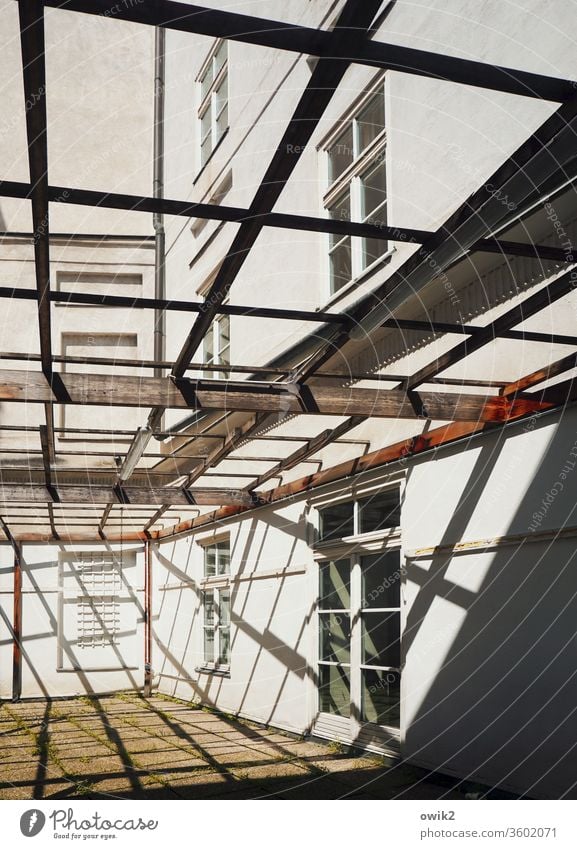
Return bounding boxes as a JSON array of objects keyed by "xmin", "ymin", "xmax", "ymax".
[
  {"xmin": 0, "ymin": 367, "xmax": 561, "ymax": 421},
  {"xmin": 0, "ymin": 483, "xmax": 259, "ymax": 507}
]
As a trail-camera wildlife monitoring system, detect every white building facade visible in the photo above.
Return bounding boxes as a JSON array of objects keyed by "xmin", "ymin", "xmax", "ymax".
[{"xmin": 1, "ymin": 0, "xmax": 577, "ymax": 799}]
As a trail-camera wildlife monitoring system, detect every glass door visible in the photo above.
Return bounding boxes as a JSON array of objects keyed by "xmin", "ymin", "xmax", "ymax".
[{"xmin": 317, "ymin": 549, "xmax": 401, "ymax": 740}]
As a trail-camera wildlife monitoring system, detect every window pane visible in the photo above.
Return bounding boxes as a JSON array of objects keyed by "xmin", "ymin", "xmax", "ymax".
[
  {"xmin": 203, "ymin": 628, "xmax": 215, "ymax": 663},
  {"xmin": 362, "ymin": 611, "xmax": 400, "ymax": 667},
  {"xmin": 362, "ymin": 669, "xmax": 400, "ymax": 727},
  {"xmin": 215, "ymin": 73, "xmax": 228, "ymax": 115},
  {"xmin": 214, "ymin": 41, "xmax": 227, "ymax": 76},
  {"xmin": 203, "ymin": 590, "xmax": 214, "ymax": 624},
  {"xmin": 328, "ymin": 124, "xmax": 354, "ymax": 183},
  {"xmin": 357, "ymin": 88, "xmax": 385, "ymax": 153},
  {"xmin": 219, "ymin": 627, "xmax": 230, "ymax": 665},
  {"xmin": 319, "ymin": 501, "xmax": 354, "ymax": 541},
  {"xmin": 319, "ymin": 664, "xmax": 350, "ymax": 717},
  {"xmin": 319, "ymin": 612, "xmax": 350, "ymax": 663},
  {"xmin": 200, "ymin": 108, "xmax": 211, "ymax": 143},
  {"xmin": 359, "ymin": 488, "xmax": 401, "ymax": 534},
  {"xmin": 204, "ymin": 325, "xmax": 214, "ymax": 363},
  {"xmin": 329, "ymin": 239, "xmax": 352, "ymax": 293},
  {"xmin": 200, "ymin": 65, "xmax": 213, "ymax": 102},
  {"xmin": 204, "ymin": 546, "xmax": 216, "ymax": 577},
  {"xmin": 216, "ymin": 541, "xmax": 230, "ymax": 574},
  {"xmin": 361, "ymin": 161, "xmax": 386, "ymax": 219},
  {"xmin": 219, "ymin": 590, "xmax": 230, "ymax": 626},
  {"xmin": 363, "ymin": 234, "xmax": 388, "ymax": 269},
  {"xmin": 328, "ymin": 192, "xmax": 350, "ymax": 248},
  {"xmin": 361, "ymin": 551, "xmax": 401, "ymax": 609},
  {"xmin": 319, "ymin": 559, "xmax": 350, "ymax": 610}
]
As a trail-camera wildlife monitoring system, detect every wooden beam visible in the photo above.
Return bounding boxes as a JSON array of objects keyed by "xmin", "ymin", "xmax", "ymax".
[
  {"xmin": 42, "ymin": 0, "xmax": 576, "ymax": 102},
  {"xmin": 0, "ymin": 482, "xmax": 259, "ymax": 507},
  {"xmin": 0, "ymin": 367, "xmax": 563, "ymax": 421}
]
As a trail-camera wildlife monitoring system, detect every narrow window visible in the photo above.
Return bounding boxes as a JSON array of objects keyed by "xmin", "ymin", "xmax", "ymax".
[
  {"xmin": 198, "ymin": 40, "xmax": 229, "ymax": 167},
  {"xmin": 202, "ymin": 540, "xmax": 231, "ymax": 669},
  {"xmin": 324, "ymin": 82, "xmax": 387, "ymax": 294}
]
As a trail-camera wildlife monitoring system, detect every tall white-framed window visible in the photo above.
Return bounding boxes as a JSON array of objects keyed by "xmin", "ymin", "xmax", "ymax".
[
  {"xmin": 324, "ymin": 81, "xmax": 387, "ymax": 294},
  {"xmin": 198, "ymin": 40, "xmax": 228, "ymax": 168},
  {"xmin": 201, "ymin": 539, "xmax": 231, "ymax": 670},
  {"xmin": 314, "ymin": 485, "xmax": 402, "ymax": 737},
  {"xmin": 203, "ymin": 313, "xmax": 230, "ymax": 379}
]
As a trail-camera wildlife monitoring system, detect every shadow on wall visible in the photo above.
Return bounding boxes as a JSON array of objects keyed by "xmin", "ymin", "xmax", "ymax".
[
  {"xmin": 401, "ymin": 411, "xmax": 577, "ymax": 799},
  {"xmin": 153, "ymin": 508, "xmax": 319, "ymax": 731}
]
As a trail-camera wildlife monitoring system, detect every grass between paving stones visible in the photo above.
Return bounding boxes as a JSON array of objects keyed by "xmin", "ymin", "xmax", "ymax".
[
  {"xmin": 0, "ymin": 703, "xmax": 87, "ymax": 796},
  {"xmin": 50, "ymin": 704, "xmax": 181, "ymax": 796},
  {"xmin": 124, "ymin": 693, "xmax": 356, "ymax": 780}
]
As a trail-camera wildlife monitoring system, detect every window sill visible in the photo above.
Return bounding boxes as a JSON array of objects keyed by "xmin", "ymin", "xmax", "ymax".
[
  {"xmin": 193, "ymin": 127, "xmax": 230, "ymax": 185},
  {"xmin": 322, "ymin": 246, "xmax": 396, "ymax": 311},
  {"xmin": 195, "ymin": 665, "xmax": 230, "ymax": 678}
]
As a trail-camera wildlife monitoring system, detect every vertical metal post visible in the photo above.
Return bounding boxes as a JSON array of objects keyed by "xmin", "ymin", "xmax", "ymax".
[{"xmin": 144, "ymin": 540, "xmax": 153, "ymax": 696}]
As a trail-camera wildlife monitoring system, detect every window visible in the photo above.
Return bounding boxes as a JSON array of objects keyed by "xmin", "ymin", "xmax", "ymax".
[
  {"xmin": 324, "ymin": 84, "xmax": 387, "ymax": 293},
  {"xmin": 203, "ymin": 313, "xmax": 230, "ymax": 379},
  {"xmin": 198, "ymin": 40, "xmax": 228, "ymax": 167},
  {"xmin": 202, "ymin": 588, "xmax": 231, "ymax": 667},
  {"xmin": 318, "ymin": 549, "xmax": 402, "ymax": 730},
  {"xmin": 318, "ymin": 486, "xmax": 400, "ymax": 543},
  {"xmin": 201, "ymin": 539, "xmax": 231, "ymax": 670}
]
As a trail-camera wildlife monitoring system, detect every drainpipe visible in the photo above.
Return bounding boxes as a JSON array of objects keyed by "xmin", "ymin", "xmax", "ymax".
[
  {"xmin": 144, "ymin": 540, "xmax": 153, "ymax": 697},
  {"xmin": 153, "ymin": 26, "xmax": 166, "ymax": 383}
]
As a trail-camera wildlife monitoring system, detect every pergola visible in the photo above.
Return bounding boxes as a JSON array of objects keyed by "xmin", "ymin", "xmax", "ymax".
[{"xmin": 1, "ymin": 0, "xmax": 576, "ymax": 547}]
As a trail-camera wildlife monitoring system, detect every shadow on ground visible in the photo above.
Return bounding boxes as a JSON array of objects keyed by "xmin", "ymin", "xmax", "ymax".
[{"xmin": 0, "ymin": 694, "xmax": 517, "ymax": 800}]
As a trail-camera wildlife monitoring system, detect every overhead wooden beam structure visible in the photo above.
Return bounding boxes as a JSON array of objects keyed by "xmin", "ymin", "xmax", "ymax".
[
  {"xmin": 0, "ymin": 483, "xmax": 261, "ymax": 507},
  {"xmin": 1, "ymin": 0, "xmax": 576, "ymax": 541},
  {"xmin": 0, "ymin": 367, "xmax": 565, "ymax": 422}
]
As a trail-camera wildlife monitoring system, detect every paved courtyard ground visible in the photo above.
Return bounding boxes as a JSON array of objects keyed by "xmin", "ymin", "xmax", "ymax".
[{"xmin": 0, "ymin": 694, "xmax": 516, "ymax": 800}]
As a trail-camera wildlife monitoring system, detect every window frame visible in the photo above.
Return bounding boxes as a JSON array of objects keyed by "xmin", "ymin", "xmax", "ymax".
[
  {"xmin": 322, "ymin": 79, "xmax": 389, "ymax": 296},
  {"xmin": 316, "ymin": 484, "xmax": 401, "ymax": 546},
  {"xmin": 202, "ymin": 312, "xmax": 230, "ymax": 379},
  {"xmin": 197, "ymin": 39, "xmax": 229, "ymax": 169},
  {"xmin": 198, "ymin": 537, "xmax": 231, "ymax": 674}
]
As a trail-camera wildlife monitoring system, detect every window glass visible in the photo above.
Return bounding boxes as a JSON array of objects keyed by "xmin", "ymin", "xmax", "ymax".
[
  {"xmin": 361, "ymin": 161, "xmax": 386, "ymax": 219},
  {"xmin": 361, "ymin": 551, "xmax": 401, "ymax": 609},
  {"xmin": 320, "ymin": 559, "xmax": 350, "ymax": 610},
  {"xmin": 203, "ymin": 590, "xmax": 215, "ymax": 663},
  {"xmin": 328, "ymin": 124, "xmax": 354, "ymax": 183},
  {"xmin": 361, "ymin": 668, "xmax": 400, "ymax": 726},
  {"xmin": 362, "ymin": 611, "xmax": 400, "ymax": 667},
  {"xmin": 218, "ymin": 590, "xmax": 231, "ymax": 664},
  {"xmin": 358, "ymin": 488, "xmax": 401, "ymax": 534},
  {"xmin": 319, "ymin": 612, "xmax": 350, "ymax": 663},
  {"xmin": 319, "ymin": 501, "xmax": 354, "ymax": 541},
  {"xmin": 329, "ymin": 238, "xmax": 352, "ymax": 293},
  {"xmin": 319, "ymin": 664, "xmax": 350, "ymax": 717},
  {"xmin": 357, "ymin": 88, "xmax": 385, "ymax": 153}
]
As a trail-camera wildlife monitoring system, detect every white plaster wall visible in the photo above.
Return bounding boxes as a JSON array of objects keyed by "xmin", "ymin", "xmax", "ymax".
[
  {"xmin": 400, "ymin": 405, "xmax": 577, "ymax": 798},
  {"xmin": 0, "ymin": 542, "xmax": 146, "ymax": 699},
  {"xmin": 153, "ymin": 500, "xmax": 317, "ymax": 734}
]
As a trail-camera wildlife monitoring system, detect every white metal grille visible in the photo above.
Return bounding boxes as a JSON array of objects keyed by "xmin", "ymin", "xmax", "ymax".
[{"xmin": 76, "ymin": 553, "xmax": 122, "ymax": 649}]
